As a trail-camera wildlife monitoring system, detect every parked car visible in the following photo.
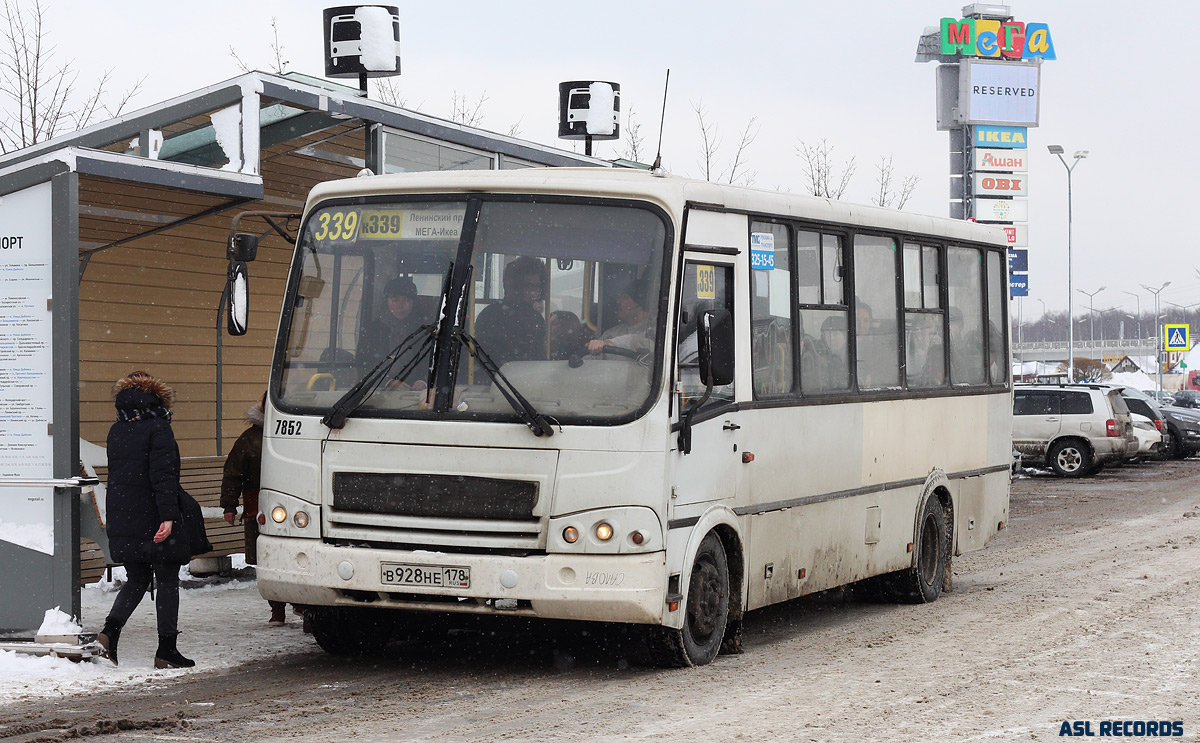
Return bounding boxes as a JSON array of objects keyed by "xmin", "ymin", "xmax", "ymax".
[
  {"xmin": 1172, "ymin": 389, "xmax": 1200, "ymax": 408},
  {"xmin": 1159, "ymin": 404, "xmax": 1200, "ymax": 459},
  {"xmin": 1116, "ymin": 387, "xmax": 1171, "ymax": 457},
  {"xmin": 1143, "ymin": 389, "xmax": 1178, "ymax": 407},
  {"xmin": 1129, "ymin": 413, "xmax": 1165, "ymax": 459},
  {"xmin": 1012, "ymin": 384, "xmax": 1138, "ymax": 476}
]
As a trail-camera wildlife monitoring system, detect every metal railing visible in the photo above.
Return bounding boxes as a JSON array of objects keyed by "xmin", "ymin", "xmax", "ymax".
[{"xmin": 0, "ymin": 477, "xmax": 99, "ymax": 488}]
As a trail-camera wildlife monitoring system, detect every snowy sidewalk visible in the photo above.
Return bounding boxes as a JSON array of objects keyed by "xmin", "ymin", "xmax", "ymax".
[{"xmin": 0, "ymin": 562, "xmax": 312, "ymax": 705}]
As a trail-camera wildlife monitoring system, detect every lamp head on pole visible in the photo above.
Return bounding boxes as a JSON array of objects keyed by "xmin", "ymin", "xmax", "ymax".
[
  {"xmin": 1074, "ymin": 150, "xmax": 1089, "ymax": 160},
  {"xmin": 1047, "ymin": 144, "xmax": 1065, "ymax": 154}
]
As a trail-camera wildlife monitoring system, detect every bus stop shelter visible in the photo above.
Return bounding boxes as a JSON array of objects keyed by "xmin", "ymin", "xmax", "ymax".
[{"xmin": 0, "ymin": 71, "xmax": 605, "ymax": 635}]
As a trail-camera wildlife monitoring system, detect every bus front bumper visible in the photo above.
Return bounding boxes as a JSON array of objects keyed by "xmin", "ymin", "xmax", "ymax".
[{"xmin": 256, "ymin": 535, "xmax": 668, "ymax": 625}]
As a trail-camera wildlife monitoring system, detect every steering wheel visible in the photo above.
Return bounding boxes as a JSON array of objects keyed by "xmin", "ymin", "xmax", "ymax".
[{"xmin": 595, "ymin": 345, "xmax": 641, "ymax": 359}]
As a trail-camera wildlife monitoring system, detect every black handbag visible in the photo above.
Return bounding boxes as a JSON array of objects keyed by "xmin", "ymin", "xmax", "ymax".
[
  {"xmin": 176, "ymin": 488, "xmax": 214, "ymax": 558},
  {"xmin": 146, "ymin": 488, "xmax": 213, "ymax": 563}
]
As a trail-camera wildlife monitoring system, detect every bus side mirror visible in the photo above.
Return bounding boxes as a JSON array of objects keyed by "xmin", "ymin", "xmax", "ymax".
[
  {"xmin": 227, "ymin": 260, "xmax": 249, "ymax": 336},
  {"xmin": 698, "ymin": 308, "xmax": 734, "ymax": 387},
  {"xmin": 228, "ymin": 233, "xmax": 259, "ymax": 262}
]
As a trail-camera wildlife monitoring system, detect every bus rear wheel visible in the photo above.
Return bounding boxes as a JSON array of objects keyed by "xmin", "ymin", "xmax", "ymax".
[
  {"xmin": 882, "ymin": 495, "xmax": 948, "ymax": 604},
  {"xmin": 650, "ymin": 532, "xmax": 730, "ymax": 667}
]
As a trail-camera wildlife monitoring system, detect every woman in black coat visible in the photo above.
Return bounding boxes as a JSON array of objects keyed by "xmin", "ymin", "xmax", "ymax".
[{"xmin": 97, "ymin": 371, "xmax": 194, "ymax": 669}]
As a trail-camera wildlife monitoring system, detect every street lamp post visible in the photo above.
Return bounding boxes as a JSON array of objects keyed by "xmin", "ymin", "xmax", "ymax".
[
  {"xmin": 1121, "ymin": 289, "xmax": 1142, "ymax": 346},
  {"xmin": 1143, "ymin": 281, "xmax": 1171, "ymax": 393},
  {"xmin": 1048, "ymin": 145, "xmax": 1089, "ymax": 381},
  {"xmin": 1078, "ymin": 286, "xmax": 1106, "ymax": 359},
  {"xmin": 1016, "ymin": 296, "xmax": 1023, "ymax": 370}
]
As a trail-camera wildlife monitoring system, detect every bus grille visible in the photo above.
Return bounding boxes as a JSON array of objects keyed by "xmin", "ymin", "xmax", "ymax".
[{"xmin": 327, "ymin": 472, "xmax": 543, "ymax": 550}]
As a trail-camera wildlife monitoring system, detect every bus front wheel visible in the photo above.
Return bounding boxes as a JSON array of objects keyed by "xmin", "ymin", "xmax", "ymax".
[
  {"xmin": 308, "ymin": 607, "xmax": 396, "ymax": 656},
  {"xmin": 883, "ymin": 495, "xmax": 948, "ymax": 604},
  {"xmin": 650, "ymin": 532, "xmax": 730, "ymax": 667}
]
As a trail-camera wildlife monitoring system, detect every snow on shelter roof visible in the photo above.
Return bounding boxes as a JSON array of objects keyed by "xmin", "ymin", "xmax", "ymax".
[{"xmin": 0, "ymin": 71, "xmax": 607, "ymax": 178}]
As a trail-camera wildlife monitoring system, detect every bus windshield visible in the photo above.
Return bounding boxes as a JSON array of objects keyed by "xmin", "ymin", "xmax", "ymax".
[{"xmin": 275, "ymin": 196, "xmax": 670, "ymax": 424}]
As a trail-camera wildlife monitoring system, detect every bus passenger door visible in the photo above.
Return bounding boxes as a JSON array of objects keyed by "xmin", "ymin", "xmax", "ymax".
[{"xmin": 672, "ymin": 258, "xmax": 742, "ymax": 509}]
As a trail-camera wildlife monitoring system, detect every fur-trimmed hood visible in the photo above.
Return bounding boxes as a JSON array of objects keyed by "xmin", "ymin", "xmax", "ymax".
[{"xmin": 112, "ymin": 371, "xmax": 175, "ymax": 408}]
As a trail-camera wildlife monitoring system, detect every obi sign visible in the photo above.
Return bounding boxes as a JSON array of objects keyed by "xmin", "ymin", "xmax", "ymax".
[
  {"xmin": 940, "ymin": 17, "xmax": 1056, "ymax": 60},
  {"xmin": 975, "ymin": 174, "xmax": 1028, "ymax": 197}
]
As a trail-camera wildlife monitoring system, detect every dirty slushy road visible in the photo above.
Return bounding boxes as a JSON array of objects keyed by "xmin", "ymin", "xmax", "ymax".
[{"xmin": 3, "ymin": 459, "xmax": 1198, "ymax": 742}]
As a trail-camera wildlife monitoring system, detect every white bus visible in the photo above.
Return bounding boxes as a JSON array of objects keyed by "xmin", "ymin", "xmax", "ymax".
[{"xmin": 253, "ymin": 168, "xmax": 1011, "ymax": 667}]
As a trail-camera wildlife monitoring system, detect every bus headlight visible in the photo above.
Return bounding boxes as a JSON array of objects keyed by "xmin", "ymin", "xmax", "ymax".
[
  {"xmin": 549, "ymin": 507, "xmax": 662, "ymax": 554},
  {"xmin": 257, "ymin": 490, "xmax": 318, "ymax": 539}
]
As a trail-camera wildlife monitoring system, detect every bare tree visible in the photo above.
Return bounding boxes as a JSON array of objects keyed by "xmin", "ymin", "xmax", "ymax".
[
  {"xmin": 795, "ymin": 138, "xmax": 856, "ymax": 199},
  {"xmin": 373, "ymin": 77, "xmax": 406, "ymax": 108},
  {"xmin": 692, "ymin": 100, "xmax": 720, "ymax": 181},
  {"xmin": 692, "ymin": 101, "xmax": 757, "ymax": 184},
  {"xmin": 622, "ymin": 105, "xmax": 644, "ymax": 163},
  {"xmin": 0, "ymin": 0, "xmax": 142, "ymax": 153},
  {"xmin": 721, "ymin": 116, "xmax": 758, "ymax": 186},
  {"xmin": 230, "ymin": 17, "xmax": 288, "ymax": 74},
  {"xmin": 872, "ymin": 155, "xmax": 920, "ymax": 210},
  {"xmin": 449, "ymin": 90, "xmax": 488, "ymax": 128}
]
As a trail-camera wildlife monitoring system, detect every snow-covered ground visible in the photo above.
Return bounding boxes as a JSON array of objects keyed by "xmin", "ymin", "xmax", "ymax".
[{"xmin": 0, "ymin": 557, "xmax": 310, "ymax": 705}]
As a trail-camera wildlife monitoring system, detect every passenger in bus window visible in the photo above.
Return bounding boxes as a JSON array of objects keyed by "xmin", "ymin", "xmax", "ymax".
[
  {"xmin": 549, "ymin": 310, "xmax": 590, "ymax": 360},
  {"xmin": 473, "ymin": 256, "xmax": 548, "ymax": 367},
  {"xmin": 855, "ymin": 302, "xmax": 883, "ymax": 388},
  {"xmin": 587, "ymin": 289, "xmax": 653, "ymax": 355},
  {"xmin": 358, "ymin": 277, "xmax": 425, "ymax": 384},
  {"xmin": 818, "ymin": 314, "xmax": 850, "ymax": 389},
  {"xmin": 949, "ymin": 307, "xmax": 985, "ymax": 384}
]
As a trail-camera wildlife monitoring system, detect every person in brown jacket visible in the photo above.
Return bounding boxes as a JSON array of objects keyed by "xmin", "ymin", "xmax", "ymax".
[{"xmin": 220, "ymin": 392, "xmax": 287, "ymax": 626}]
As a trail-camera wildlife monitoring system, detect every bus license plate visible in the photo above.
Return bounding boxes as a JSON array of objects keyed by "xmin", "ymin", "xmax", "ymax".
[{"xmin": 380, "ymin": 563, "xmax": 470, "ymax": 589}]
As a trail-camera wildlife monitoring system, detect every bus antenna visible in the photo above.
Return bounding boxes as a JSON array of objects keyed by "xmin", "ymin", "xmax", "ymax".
[{"xmin": 651, "ymin": 69, "xmax": 670, "ymax": 172}]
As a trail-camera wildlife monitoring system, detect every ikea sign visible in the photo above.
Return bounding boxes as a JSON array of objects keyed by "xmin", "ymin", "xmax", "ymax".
[{"xmin": 941, "ymin": 18, "xmax": 1056, "ymax": 60}]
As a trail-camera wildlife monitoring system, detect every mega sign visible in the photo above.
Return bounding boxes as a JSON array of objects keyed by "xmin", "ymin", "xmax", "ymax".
[{"xmin": 941, "ymin": 18, "xmax": 1056, "ymax": 60}]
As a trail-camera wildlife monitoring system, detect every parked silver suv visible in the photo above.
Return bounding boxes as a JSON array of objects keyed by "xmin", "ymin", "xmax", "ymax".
[{"xmin": 1012, "ymin": 384, "xmax": 1138, "ymax": 476}]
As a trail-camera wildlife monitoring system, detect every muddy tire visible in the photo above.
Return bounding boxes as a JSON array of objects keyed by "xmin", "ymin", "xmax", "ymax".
[
  {"xmin": 1166, "ymin": 426, "xmax": 1187, "ymax": 460},
  {"xmin": 1048, "ymin": 439, "xmax": 1092, "ymax": 477},
  {"xmin": 881, "ymin": 495, "xmax": 949, "ymax": 604},
  {"xmin": 650, "ymin": 533, "xmax": 730, "ymax": 667}
]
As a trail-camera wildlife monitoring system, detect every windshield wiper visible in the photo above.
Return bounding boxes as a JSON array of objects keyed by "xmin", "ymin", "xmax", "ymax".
[
  {"xmin": 456, "ymin": 330, "xmax": 555, "ymax": 437},
  {"xmin": 323, "ymin": 263, "xmax": 458, "ymax": 429},
  {"xmin": 321, "ymin": 326, "xmax": 435, "ymax": 429}
]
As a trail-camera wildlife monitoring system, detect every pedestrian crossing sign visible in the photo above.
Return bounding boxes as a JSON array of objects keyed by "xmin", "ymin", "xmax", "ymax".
[{"xmin": 1164, "ymin": 323, "xmax": 1190, "ymax": 351}]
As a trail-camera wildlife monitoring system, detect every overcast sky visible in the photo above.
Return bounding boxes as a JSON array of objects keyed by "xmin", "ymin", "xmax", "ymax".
[{"xmin": 35, "ymin": 1, "xmax": 1200, "ymax": 322}]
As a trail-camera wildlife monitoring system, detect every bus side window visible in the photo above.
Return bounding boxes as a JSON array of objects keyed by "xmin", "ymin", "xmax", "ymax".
[
  {"xmin": 750, "ymin": 221, "xmax": 793, "ymax": 398},
  {"xmin": 679, "ymin": 262, "xmax": 734, "ymax": 408},
  {"xmin": 798, "ymin": 231, "xmax": 851, "ymax": 395}
]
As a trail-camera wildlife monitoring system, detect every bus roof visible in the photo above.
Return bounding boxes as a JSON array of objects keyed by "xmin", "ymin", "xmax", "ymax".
[{"xmin": 305, "ymin": 167, "xmax": 1008, "ymax": 246}]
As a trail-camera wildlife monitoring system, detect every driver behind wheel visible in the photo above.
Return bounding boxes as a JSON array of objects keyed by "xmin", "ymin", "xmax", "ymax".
[{"xmin": 587, "ymin": 289, "xmax": 653, "ymax": 356}]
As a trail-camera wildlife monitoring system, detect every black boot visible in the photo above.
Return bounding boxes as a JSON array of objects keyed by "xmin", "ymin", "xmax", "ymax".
[
  {"xmin": 154, "ymin": 633, "xmax": 195, "ymax": 669},
  {"xmin": 97, "ymin": 619, "xmax": 122, "ymax": 666}
]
